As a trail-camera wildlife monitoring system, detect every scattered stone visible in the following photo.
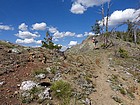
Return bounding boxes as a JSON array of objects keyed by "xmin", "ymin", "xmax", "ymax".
[
  {"xmin": 20, "ymin": 81, "xmax": 37, "ymax": 91},
  {"xmin": 82, "ymin": 98, "xmax": 91, "ymax": 105},
  {"xmin": 17, "ymin": 84, "xmax": 20, "ymax": 87},
  {"xmin": 52, "ymin": 73, "xmax": 61, "ymax": 81},
  {"xmin": 46, "ymin": 67, "xmax": 51, "ymax": 73},
  {"xmin": 56, "ymin": 90, "xmax": 61, "ymax": 92},
  {"xmin": 35, "ymin": 73, "xmax": 46, "ymax": 79},
  {"xmin": 0, "ymin": 81, "xmax": 5, "ymax": 86},
  {"xmin": 14, "ymin": 91, "xmax": 19, "ymax": 95},
  {"xmin": 11, "ymin": 48, "xmax": 21, "ymax": 54},
  {"xmin": 21, "ymin": 92, "xmax": 30, "ymax": 97},
  {"xmin": 38, "ymin": 88, "xmax": 52, "ymax": 100}
]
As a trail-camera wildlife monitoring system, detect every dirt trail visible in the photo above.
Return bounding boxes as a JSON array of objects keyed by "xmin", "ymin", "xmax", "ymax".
[
  {"xmin": 86, "ymin": 51, "xmax": 140, "ymax": 105},
  {"xmin": 86, "ymin": 52, "xmax": 117, "ymax": 105}
]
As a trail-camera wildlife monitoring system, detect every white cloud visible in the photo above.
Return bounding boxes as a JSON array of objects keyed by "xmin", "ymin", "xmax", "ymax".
[
  {"xmin": 60, "ymin": 46, "xmax": 68, "ymax": 51},
  {"xmin": 68, "ymin": 41, "xmax": 78, "ymax": 46},
  {"xmin": 65, "ymin": 31, "xmax": 75, "ymax": 36},
  {"xmin": 0, "ymin": 24, "xmax": 14, "ymax": 30},
  {"xmin": 70, "ymin": 0, "xmax": 111, "ymax": 14},
  {"xmin": 99, "ymin": 8, "xmax": 140, "ymax": 26},
  {"xmin": 18, "ymin": 23, "xmax": 28, "ymax": 31},
  {"xmin": 15, "ymin": 31, "xmax": 40, "ymax": 39},
  {"xmin": 32, "ymin": 22, "xmax": 47, "ymax": 30},
  {"xmin": 84, "ymin": 32, "xmax": 95, "ymax": 36},
  {"xmin": 48, "ymin": 27, "xmax": 58, "ymax": 33},
  {"xmin": 36, "ymin": 40, "xmax": 42, "ymax": 44},
  {"xmin": 76, "ymin": 34, "xmax": 83, "ymax": 37},
  {"xmin": 70, "ymin": 2, "xmax": 86, "ymax": 14},
  {"xmin": 16, "ymin": 38, "xmax": 42, "ymax": 44},
  {"xmin": 52, "ymin": 31, "xmax": 75, "ymax": 39},
  {"xmin": 53, "ymin": 31, "xmax": 64, "ymax": 39}
]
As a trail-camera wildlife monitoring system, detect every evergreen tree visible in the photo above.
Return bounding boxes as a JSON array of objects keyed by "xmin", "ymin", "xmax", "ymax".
[
  {"xmin": 91, "ymin": 20, "xmax": 101, "ymax": 34},
  {"xmin": 42, "ymin": 31, "xmax": 62, "ymax": 50}
]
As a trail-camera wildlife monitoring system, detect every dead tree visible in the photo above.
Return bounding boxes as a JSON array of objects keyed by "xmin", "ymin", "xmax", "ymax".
[
  {"xmin": 101, "ymin": 4, "xmax": 105, "ymax": 34},
  {"xmin": 105, "ymin": 2, "xmax": 111, "ymax": 32}
]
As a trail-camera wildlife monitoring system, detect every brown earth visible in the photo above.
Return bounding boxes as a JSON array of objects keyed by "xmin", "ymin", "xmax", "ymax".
[{"xmin": 0, "ymin": 37, "xmax": 140, "ymax": 105}]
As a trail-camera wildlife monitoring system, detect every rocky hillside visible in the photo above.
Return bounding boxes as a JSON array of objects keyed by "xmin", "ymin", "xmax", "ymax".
[{"xmin": 0, "ymin": 36, "xmax": 140, "ymax": 105}]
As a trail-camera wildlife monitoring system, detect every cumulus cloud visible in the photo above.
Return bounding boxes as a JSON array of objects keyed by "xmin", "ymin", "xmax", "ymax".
[
  {"xmin": 16, "ymin": 23, "xmax": 43, "ymax": 45},
  {"xmin": 84, "ymin": 32, "xmax": 95, "ymax": 36},
  {"xmin": 15, "ymin": 31, "xmax": 40, "ymax": 39},
  {"xmin": 68, "ymin": 41, "xmax": 78, "ymax": 46},
  {"xmin": 70, "ymin": 0, "xmax": 111, "ymax": 14},
  {"xmin": 48, "ymin": 26, "xmax": 85, "ymax": 40},
  {"xmin": 99, "ymin": 8, "xmax": 140, "ymax": 26},
  {"xmin": 16, "ymin": 38, "xmax": 42, "ymax": 44},
  {"xmin": 48, "ymin": 27, "xmax": 58, "ymax": 33},
  {"xmin": 76, "ymin": 34, "xmax": 83, "ymax": 37},
  {"xmin": 32, "ymin": 22, "xmax": 47, "ymax": 30},
  {"xmin": 52, "ymin": 30, "xmax": 75, "ymax": 39},
  {"xmin": 18, "ymin": 23, "xmax": 28, "ymax": 31},
  {"xmin": 0, "ymin": 24, "xmax": 14, "ymax": 30},
  {"xmin": 70, "ymin": 2, "xmax": 86, "ymax": 14}
]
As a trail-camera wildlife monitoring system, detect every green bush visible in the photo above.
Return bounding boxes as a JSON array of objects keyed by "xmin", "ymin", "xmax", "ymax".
[
  {"xmin": 111, "ymin": 95, "xmax": 122, "ymax": 103},
  {"xmin": 119, "ymin": 87, "xmax": 126, "ymax": 95},
  {"xmin": 51, "ymin": 80, "xmax": 72, "ymax": 104},
  {"xmin": 100, "ymin": 43, "xmax": 106, "ymax": 48},
  {"xmin": 119, "ymin": 48, "xmax": 128, "ymax": 58},
  {"xmin": 33, "ymin": 69, "xmax": 48, "ymax": 75}
]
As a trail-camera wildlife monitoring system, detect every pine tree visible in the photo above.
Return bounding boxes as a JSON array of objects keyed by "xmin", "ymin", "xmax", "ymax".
[
  {"xmin": 91, "ymin": 20, "xmax": 101, "ymax": 34},
  {"xmin": 41, "ymin": 31, "xmax": 62, "ymax": 50}
]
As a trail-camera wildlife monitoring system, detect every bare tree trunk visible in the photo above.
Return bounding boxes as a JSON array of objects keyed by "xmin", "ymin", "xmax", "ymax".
[
  {"xmin": 101, "ymin": 4, "xmax": 105, "ymax": 33},
  {"xmin": 105, "ymin": 2, "xmax": 111, "ymax": 46},
  {"xmin": 134, "ymin": 28, "xmax": 137, "ymax": 46},
  {"xmin": 105, "ymin": 2, "xmax": 110, "ymax": 32}
]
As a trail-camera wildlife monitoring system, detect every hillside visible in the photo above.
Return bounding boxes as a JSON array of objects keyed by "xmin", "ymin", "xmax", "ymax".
[{"xmin": 0, "ymin": 36, "xmax": 140, "ymax": 105}]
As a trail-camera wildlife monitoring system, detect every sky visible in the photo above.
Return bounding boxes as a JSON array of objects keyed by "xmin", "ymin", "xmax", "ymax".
[{"xmin": 0, "ymin": 0, "xmax": 139, "ymax": 50}]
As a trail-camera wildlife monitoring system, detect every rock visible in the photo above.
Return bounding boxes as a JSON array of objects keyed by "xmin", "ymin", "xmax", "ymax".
[
  {"xmin": 0, "ymin": 81, "xmax": 5, "ymax": 86},
  {"xmin": 21, "ymin": 92, "xmax": 30, "ymax": 97},
  {"xmin": 14, "ymin": 91, "xmax": 19, "ymax": 95},
  {"xmin": 35, "ymin": 73, "xmax": 46, "ymax": 79},
  {"xmin": 52, "ymin": 73, "xmax": 61, "ymax": 81},
  {"xmin": 56, "ymin": 90, "xmax": 61, "ymax": 92},
  {"xmin": 17, "ymin": 84, "xmax": 20, "ymax": 87},
  {"xmin": 82, "ymin": 98, "xmax": 91, "ymax": 105},
  {"xmin": 20, "ymin": 81, "xmax": 37, "ymax": 91},
  {"xmin": 11, "ymin": 48, "xmax": 21, "ymax": 54},
  {"xmin": 38, "ymin": 87, "xmax": 52, "ymax": 100},
  {"xmin": 46, "ymin": 67, "xmax": 51, "ymax": 73}
]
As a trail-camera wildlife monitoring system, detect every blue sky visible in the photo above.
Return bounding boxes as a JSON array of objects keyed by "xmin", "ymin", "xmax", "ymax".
[{"xmin": 0, "ymin": 0, "xmax": 139, "ymax": 50}]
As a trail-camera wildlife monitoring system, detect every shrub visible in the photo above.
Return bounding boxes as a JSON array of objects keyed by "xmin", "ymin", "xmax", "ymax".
[
  {"xmin": 101, "ymin": 43, "xmax": 106, "ymax": 48},
  {"xmin": 118, "ymin": 48, "xmax": 128, "ymax": 58},
  {"xmin": 111, "ymin": 95, "xmax": 122, "ymax": 103},
  {"xmin": 33, "ymin": 69, "xmax": 48, "ymax": 75},
  {"xmin": 51, "ymin": 80, "xmax": 72, "ymax": 104},
  {"xmin": 119, "ymin": 87, "xmax": 126, "ymax": 95},
  {"xmin": 126, "ymin": 89, "xmax": 135, "ymax": 99}
]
